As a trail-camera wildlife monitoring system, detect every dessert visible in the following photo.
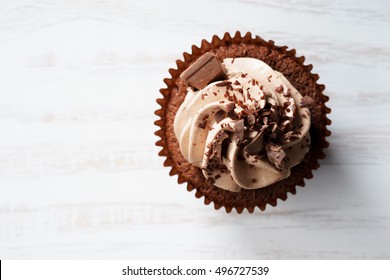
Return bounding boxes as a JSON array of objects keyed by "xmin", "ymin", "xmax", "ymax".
[{"xmin": 155, "ymin": 32, "xmax": 331, "ymax": 213}]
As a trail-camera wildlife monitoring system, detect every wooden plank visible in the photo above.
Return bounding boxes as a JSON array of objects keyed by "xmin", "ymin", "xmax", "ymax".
[{"xmin": 0, "ymin": 0, "xmax": 389, "ymax": 259}]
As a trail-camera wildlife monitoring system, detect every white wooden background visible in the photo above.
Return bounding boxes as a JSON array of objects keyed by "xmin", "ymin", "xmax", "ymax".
[{"xmin": 0, "ymin": 0, "xmax": 389, "ymax": 259}]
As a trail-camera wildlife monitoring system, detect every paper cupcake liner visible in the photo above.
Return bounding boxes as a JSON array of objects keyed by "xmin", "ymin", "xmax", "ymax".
[{"xmin": 155, "ymin": 31, "xmax": 331, "ymax": 213}]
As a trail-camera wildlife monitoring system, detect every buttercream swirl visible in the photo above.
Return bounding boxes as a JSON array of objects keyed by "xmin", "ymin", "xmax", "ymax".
[{"xmin": 174, "ymin": 58, "xmax": 311, "ymax": 191}]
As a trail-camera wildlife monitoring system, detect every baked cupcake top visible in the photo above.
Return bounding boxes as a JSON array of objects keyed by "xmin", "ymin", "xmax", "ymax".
[{"xmin": 174, "ymin": 53, "xmax": 313, "ymax": 192}]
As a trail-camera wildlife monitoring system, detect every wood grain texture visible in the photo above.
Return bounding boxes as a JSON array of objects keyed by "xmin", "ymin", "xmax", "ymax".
[{"xmin": 0, "ymin": 0, "xmax": 389, "ymax": 259}]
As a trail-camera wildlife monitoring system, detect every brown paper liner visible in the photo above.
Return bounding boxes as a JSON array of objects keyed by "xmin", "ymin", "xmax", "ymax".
[{"xmin": 155, "ymin": 31, "xmax": 331, "ymax": 213}]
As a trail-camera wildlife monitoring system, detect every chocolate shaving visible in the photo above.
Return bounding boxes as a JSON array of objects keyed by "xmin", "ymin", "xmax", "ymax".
[
  {"xmin": 244, "ymin": 129, "xmax": 266, "ymax": 155},
  {"xmin": 280, "ymin": 120, "xmax": 293, "ymax": 132},
  {"xmin": 225, "ymin": 103, "xmax": 237, "ymax": 119},
  {"xmin": 198, "ymin": 120, "xmax": 207, "ymax": 129},
  {"xmin": 265, "ymin": 143, "xmax": 287, "ymax": 170},
  {"xmin": 269, "ymin": 123, "xmax": 283, "ymax": 141},
  {"xmin": 275, "ymin": 84, "xmax": 284, "ymax": 93},
  {"xmin": 269, "ymin": 106, "xmax": 279, "ymax": 122},
  {"xmin": 198, "ymin": 115, "xmax": 208, "ymax": 129},
  {"xmin": 221, "ymin": 137, "xmax": 231, "ymax": 159},
  {"xmin": 233, "ymin": 119, "xmax": 245, "ymax": 141},
  {"xmin": 226, "ymin": 102, "xmax": 235, "ymax": 113},
  {"xmin": 284, "ymin": 131, "xmax": 299, "ymax": 142},
  {"xmin": 284, "ymin": 101, "xmax": 296, "ymax": 119},
  {"xmin": 243, "ymin": 108, "xmax": 253, "ymax": 116},
  {"xmin": 247, "ymin": 114, "xmax": 255, "ymax": 126},
  {"xmin": 214, "ymin": 110, "xmax": 226, "ymax": 123},
  {"xmin": 261, "ymin": 110, "xmax": 270, "ymax": 117},
  {"xmin": 215, "ymin": 81, "xmax": 232, "ymax": 87},
  {"xmin": 300, "ymin": 95, "xmax": 314, "ymax": 107},
  {"xmin": 206, "ymin": 130, "xmax": 230, "ymax": 160}
]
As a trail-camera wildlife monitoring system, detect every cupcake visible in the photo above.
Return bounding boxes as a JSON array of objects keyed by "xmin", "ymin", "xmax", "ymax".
[{"xmin": 155, "ymin": 32, "xmax": 331, "ymax": 213}]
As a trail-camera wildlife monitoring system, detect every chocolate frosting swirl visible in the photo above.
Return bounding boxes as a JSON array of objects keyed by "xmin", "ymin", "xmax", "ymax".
[{"xmin": 174, "ymin": 58, "xmax": 311, "ymax": 191}]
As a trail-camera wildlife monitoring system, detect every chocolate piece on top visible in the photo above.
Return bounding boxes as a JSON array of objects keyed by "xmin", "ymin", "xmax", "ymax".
[{"xmin": 180, "ymin": 52, "xmax": 227, "ymax": 90}]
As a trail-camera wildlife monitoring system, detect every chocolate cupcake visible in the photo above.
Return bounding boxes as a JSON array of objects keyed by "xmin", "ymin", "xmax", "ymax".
[{"xmin": 155, "ymin": 32, "xmax": 331, "ymax": 213}]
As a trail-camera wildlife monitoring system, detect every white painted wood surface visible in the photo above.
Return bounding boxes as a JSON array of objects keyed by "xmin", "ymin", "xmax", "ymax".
[{"xmin": 0, "ymin": 0, "xmax": 389, "ymax": 259}]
